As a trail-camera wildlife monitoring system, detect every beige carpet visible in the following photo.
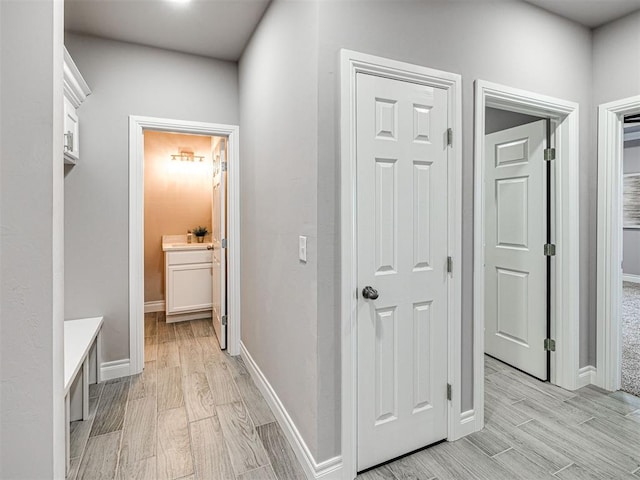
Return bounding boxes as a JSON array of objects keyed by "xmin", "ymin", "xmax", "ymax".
[{"xmin": 622, "ymin": 281, "xmax": 640, "ymax": 397}]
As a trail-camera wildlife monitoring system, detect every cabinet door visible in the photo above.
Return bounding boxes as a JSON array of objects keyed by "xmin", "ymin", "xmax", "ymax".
[
  {"xmin": 166, "ymin": 263, "xmax": 213, "ymax": 314},
  {"xmin": 64, "ymin": 96, "xmax": 79, "ymax": 164}
]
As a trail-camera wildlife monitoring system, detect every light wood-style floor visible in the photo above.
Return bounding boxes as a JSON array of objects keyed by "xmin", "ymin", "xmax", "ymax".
[
  {"xmin": 67, "ymin": 312, "xmax": 307, "ymax": 480},
  {"xmin": 360, "ymin": 356, "xmax": 640, "ymax": 480},
  {"xmin": 69, "ymin": 314, "xmax": 640, "ymax": 480}
]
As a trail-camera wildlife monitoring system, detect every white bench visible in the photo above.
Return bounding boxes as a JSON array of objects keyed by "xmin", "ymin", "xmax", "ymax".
[{"xmin": 64, "ymin": 316, "xmax": 104, "ymax": 473}]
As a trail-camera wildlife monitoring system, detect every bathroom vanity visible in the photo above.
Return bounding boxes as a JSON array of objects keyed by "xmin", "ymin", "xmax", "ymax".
[{"xmin": 162, "ymin": 235, "xmax": 213, "ymax": 322}]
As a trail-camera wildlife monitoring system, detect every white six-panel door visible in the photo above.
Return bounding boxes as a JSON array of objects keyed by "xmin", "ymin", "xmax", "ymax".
[
  {"xmin": 212, "ymin": 138, "xmax": 227, "ymax": 349},
  {"xmin": 356, "ymin": 73, "xmax": 449, "ymax": 470},
  {"xmin": 484, "ymin": 120, "xmax": 547, "ymax": 380}
]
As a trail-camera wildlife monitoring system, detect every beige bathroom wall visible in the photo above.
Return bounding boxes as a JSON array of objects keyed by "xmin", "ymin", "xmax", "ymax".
[{"xmin": 144, "ymin": 131, "xmax": 213, "ymax": 302}]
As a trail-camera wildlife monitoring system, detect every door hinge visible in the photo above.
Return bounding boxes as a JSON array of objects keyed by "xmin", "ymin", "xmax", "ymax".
[
  {"xmin": 221, "ymin": 161, "xmax": 227, "ymax": 172},
  {"xmin": 544, "ymin": 338, "xmax": 556, "ymax": 352},
  {"xmin": 544, "ymin": 148, "xmax": 556, "ymax": 161},
  {"xmin": 446, "ymin": 128, "xmax": 453, "ymax": 147},
  {"xmin": 222, "ymin": 238, "xmax": 227, "ymax": 249},
  {"xmin": 544, "ymin": 243, "xmax": 556, "ymax": 256},
  {"xmin": 222, "ymin": 315, "xmax": 228, "ymax": 326},
  {"xmin": 447, "ymin": 256, "xmax": 453, "ymax": 273},
  {"xmin": 447, "ymin": 383, "xmax": 452, "ymax": 401}
]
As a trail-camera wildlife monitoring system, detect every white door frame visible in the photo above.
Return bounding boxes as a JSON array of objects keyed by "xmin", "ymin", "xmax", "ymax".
[
  {"xmin": 128, "ymin": 115, "xmax": 241, "ymax": 374},
  {"xmin": 596, "ymin": 95, "xmax": 640, "ymax": 391},
  {"xmin": 340, "ymin": 49, "xmax": 463, "ymax": 480},
  {"xmin": 474, "ymin": 80, "xmax": 581, "ymax": 413}
]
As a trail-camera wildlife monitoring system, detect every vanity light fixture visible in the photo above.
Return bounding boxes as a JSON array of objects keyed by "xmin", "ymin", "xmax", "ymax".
[{"xmin": 171, "ymin": 149, "xmax": 205, "ymax": 162}]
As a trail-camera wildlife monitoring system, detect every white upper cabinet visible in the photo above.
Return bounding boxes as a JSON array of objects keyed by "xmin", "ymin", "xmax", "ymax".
[{"xmin": 63, "ymin": 48, "xmax": 91, "ymax": 165}]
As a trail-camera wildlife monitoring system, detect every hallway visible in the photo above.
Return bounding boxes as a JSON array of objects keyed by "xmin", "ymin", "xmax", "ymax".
[{"xmin": 67, "ymin": 313, "xmax": 306, "ymax": 480}]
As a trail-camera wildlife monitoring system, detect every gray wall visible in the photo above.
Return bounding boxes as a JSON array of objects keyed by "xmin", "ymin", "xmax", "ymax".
[
  {"xmin": 64, "ymin": 34, "xmax": 239, "ymax": 363},
  {"xmin": 316, "ymin": 1, "xmax": 593, "ymax": 454},
  {"xmin": 485, "ymin": 107, "xmax": 544, "ymax": 134},
  {"xmin": 238, "ymin": 1, "xmax": 322, "ymax": 459},
  {"xmin": 624, "ymin": 144, "xmax": 640, "ymax": 276},
  {"xmin": 1, "ymin": 1, "xmax": 66, "ymax": 477}
]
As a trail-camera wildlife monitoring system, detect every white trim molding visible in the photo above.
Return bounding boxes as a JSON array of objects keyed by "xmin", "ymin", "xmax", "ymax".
[
  {"xmin": 128, "ymin": 116, "xmax": 241, "ymax": 375},
  {"xmin": 596, "ymin": 95, "xmax": 640, "ymax": 391},
  {"xmin": 474, "ymin": 80, "xmax": 581, "ymax": 397},
  {"xmin": 340, "ymin": 49, "xmax": 464, "ymax": 480},
  {"xmin": 623, "ymin": 274, "xmax": 640, "ymax": 284},
  {"xmin": 240, "ymin": 343, "xmax": 342, "ymax": 480},
  {"xmin": 99, "ymin": 359, "xmax": 131, "ymax": 381},
  {"xmin": 577, "ymin": 366, "xmax": 597, "ymax": 389},
  {"xmin": 144, "ymin": 301, "xmax": 165, "ymax": 313}
]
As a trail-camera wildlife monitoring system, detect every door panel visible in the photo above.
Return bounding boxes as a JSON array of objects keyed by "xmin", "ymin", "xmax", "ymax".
[
  {"xmin": 212, "ymin": 138, "xmax": 227, "ymax": 349},
  {"xmin": 485, "ymin": 120, "xmax": 547, "ymax": 380},
  {"xmin": 356, "ymin": 73, "xmax": 449, "ymax": 471}
]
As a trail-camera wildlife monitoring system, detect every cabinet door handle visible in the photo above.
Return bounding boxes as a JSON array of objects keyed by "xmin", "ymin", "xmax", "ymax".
[{"xmin": 64, "ymin": 131, "xmax": 74, "ymax": 152}]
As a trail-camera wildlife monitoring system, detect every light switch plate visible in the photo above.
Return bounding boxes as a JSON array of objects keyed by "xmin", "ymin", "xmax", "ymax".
[{"xmin": 299, "ymin": 235, "xmax": 307, "ymax": 262}]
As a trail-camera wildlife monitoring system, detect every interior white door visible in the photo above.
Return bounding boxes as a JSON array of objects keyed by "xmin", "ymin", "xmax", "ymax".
[
  {"xmin": 212, "ymin": 138, "xmax": 227, "ymax": 349},
  {"xmin": 484, "ymin": 120, "xmax": 547, "ymax": 380},
  {"xmin": 356, "ymin": 73, "xmax": 449, "ymax": 471}
]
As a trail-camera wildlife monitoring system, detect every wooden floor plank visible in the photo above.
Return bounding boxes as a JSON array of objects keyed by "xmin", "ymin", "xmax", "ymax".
[
  {"xmin": 157, "ymin": 318, "xmax": 175, "ymax": 344},
  {"xmin": 216, "ymin": 401, "xmax": 270, "ymax": 476},
  {"xmin": 144, "ymin": 313, "xmax": 157, "ymax": 338},
  {"xmin": 385, "ymin": 455, "xmax": 437, "ymax": 480},
  {"xmin": 119, "ymin": 395, "xmax": 157, "ymax": 468},
  {"xmin": 190, "ymin": 416, "xmax": 235, "ymax": 480},
  {"xmin": 205, "ymin": 360, "xmax": 242, "ymax": 406},
  {"xmin": 157, "ymin": 366, "xmax": 184, "ymax": 412},
  {"xmin": 70, "ymin": 395, "xmax": 99, "ymax": 458},
  {"xmin": 236, "ymin": 465, "xmax": 278, "ymax": 480},
  {"xmin": 357, "ymin": 466, "xmax": 398, "ymax": 479},
  {"xmin": 174, "ymin": 321, "xmax": 196, "ymax": 345},
  {"xmin": 156, "ymin": 343, "xmax": 180, "ymax": 370},
  {"xmin": 182, "ymin": 372, "xmax": 215, "ymax": 422},
  {"xmin": 77, "ymin": 431, "xmax": 121, "ymax": 480},
  {"xmin": 128, "ymin": 361, "xmax": 157, "ymax": 401},
  {"xmin": 190, "ymin": 318, "xmax": 215, "ymax": 338},
  {"xmin": 178, "ymin": 341, "xmax": 206, "ymax": 376},
  {"xmin": 225, "ymin": 357, "xmax": 274, "ymax": 427},
  {"xmin": 90, "ymin": 379, "xmax": 129, "ymax": 436},
  {"xmin": 256, "ymin": 422, "xmax": 306, "ymax": 480},
  {"xmin": 492, "ymin": 448, "xmax": 555, "ymax": 480},
  {"xmin": 156, "ymin": 407, "xmax": 194, "ymax": 480},
  {"xmin": 116, "ymin": 456, "xmax": 157, "ymax": 480}
]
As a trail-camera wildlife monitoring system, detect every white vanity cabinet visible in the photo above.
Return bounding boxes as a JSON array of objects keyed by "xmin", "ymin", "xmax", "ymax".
[
  {"xmin": 165, "ymin": 250, "xmax": 213, "ymax": 318},
  {"xmin": 63, "ymin": 47, "xmax": 90, "ymax": 165}
]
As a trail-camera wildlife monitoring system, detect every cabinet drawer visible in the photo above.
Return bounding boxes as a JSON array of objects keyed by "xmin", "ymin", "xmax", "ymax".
[{"xmin": 167, "ymin": 250, "xmax": 212, "ymax": 266}]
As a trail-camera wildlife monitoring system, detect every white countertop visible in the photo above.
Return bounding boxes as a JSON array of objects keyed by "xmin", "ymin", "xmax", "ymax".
[{"xmin": 162, "ymin": 234, "xmax": 212, "ymax": 252}]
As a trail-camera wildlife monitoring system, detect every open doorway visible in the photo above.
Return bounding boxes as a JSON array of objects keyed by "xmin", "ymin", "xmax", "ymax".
[
  {"xmin": 142, "ymin": 131, "xmax": 228, "ymax": 350},
  {"xmin": 474, "ymin": 81, "xmax": 582, "ymax": 428},
  {"xmin": 128, "ymin": 116, "xmax": 240, "ymax": 376},
  {"xmin": 596, "ymin": 95, "xmax": 640, "ymax": 394},
  {"xmin": 621, "ymin": 119, "xmax": 640, "ymax": 396}
]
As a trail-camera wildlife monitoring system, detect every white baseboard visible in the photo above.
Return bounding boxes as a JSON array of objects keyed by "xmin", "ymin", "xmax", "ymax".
[
  {"xmin": 623, "ymin": 274, "xmax": 640, "ymax": 284},
  {"xmin": 144, "ymin": 300, "xmax": 165, "ymax": 313},
  {"xmin": 577, "ymin": 365, "xmax": 597, "ymax": 388},
  {"xmin": 240, "ymin": 342, "xmax": 342, "ymax": 480},
  {"xmin": 100, "ymin": 359, "xmax": 130, "ymax": 381},
  {"xmin": 455, "ymin": 409, "xmax": 479, "ymax": 438}
]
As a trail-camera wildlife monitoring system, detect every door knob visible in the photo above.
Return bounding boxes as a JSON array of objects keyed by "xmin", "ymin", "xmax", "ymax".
[
  {"xmin": 362, "ymin": 286, "xmax": 379, "ymax": 300},
  {"xmin": 207, "ymin": 245, "xmax": 214, "ymax": 250}
]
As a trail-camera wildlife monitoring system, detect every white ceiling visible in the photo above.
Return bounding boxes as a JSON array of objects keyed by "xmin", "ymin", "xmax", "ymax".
[
  {"xmin": 65, "ymin": 0, "xmax": 271, "ymax": 61},
  {"xmin": 65, "ymin": 0, "xmax": 640, "ymax": 62},
  {"xmin": 524, "ymin": 0, "xmax": 640, "ymax": 27}
]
